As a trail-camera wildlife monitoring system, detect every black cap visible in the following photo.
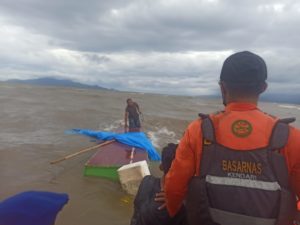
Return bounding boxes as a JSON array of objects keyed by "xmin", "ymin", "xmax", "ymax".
[{"xmin": 220, "ymin": 51, "xmax": 267, "ymax": 84}]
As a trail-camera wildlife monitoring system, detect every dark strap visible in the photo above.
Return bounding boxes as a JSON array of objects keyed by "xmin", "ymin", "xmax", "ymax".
[
  {"xmin": 279, "ymin": 117, "xmax": 296, "ymax": 124},
  {"xmin": 198, "ymin": 114, "xmax": 216, "ymax": 176},
  {"xmin": 199, "ymin": 113, "xmax": 216, "ymax": 142},
  {"xmin": 269, "ymin": 120, "xmax": 291, "ymax": 150},
  {"xmin": 267, "ymin": 119, "xmax": 296, "ymax": 225}
]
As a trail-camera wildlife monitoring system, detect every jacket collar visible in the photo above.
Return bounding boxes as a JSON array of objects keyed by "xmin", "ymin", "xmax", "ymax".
[{"xmin": 225, "ymin": 102, "xmax": 258, "ymax": 112}]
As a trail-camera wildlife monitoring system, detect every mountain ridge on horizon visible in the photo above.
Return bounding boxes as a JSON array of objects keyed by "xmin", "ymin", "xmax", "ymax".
[
  {"xmin": 5, "ymin": 77, "xmax": 114, "ymax": 91},
  {"xmin": 3, "ymin": 77, "xmax": 299, "ymax": 105}
]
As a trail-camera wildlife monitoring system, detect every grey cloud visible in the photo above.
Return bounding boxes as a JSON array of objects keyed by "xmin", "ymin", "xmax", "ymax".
[
  {"xmin": 83, "ymin": 54, "xmax": 111, "ymax": 64},
  {"xmin": 0, "ymin": 0, "xmax": 299, "ymax": 96},
  {"xmin": 1, "ymin": 0, "xmax": 299, "ymax": 52}
]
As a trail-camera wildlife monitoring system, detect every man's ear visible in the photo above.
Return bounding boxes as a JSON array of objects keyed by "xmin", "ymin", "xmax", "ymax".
[
  {"xmin": 259, "ymin": 82, "xmax": 268, "ymax": 94},
  {"xmin": 219, "ymin": 81, "xmax": 228, "ymax": 106},
  {"xmin": 219, "ymin": 81, "xmax": 227, "ymax": 96}
]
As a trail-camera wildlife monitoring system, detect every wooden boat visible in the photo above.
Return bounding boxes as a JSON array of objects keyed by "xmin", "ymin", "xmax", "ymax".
[{"xmin": 84, "ymin": 141, "xmax": 148, "ymax": 181}]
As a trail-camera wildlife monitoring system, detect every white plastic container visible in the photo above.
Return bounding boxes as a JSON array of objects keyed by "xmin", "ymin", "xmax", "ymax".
[{"xmin": 117, "ymin": 160, "xmax": 150, "ymax": 195}]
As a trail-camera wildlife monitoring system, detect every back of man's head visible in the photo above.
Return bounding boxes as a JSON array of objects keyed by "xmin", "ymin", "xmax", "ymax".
[
  {"xmin": 220, "ymin": 51, "xmax": 267, "ymax": 97},
  {"xmin": 161, "ymin": 143, "xmax": 178, "ymax": 174}
]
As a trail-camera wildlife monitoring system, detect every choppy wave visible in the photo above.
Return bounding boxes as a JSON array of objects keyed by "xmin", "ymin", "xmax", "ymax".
[
  {"xmin": 278, "ymin": 104, "xmax": 300, "ymax": 111},
  {"xmin": 147, "ymin": 126, "xmax": 178, "ymax": 148},
  {"xmin": 101, "ymin": 120, "xmax": 124, "ymax": 131},
  {"xmin": 100, "ymin": 120, "xmax": 180, "ymax": 150}
]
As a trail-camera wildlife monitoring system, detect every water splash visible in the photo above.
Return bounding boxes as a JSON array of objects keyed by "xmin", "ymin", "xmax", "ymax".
[
  {"xmin": 147, "ymin": 127, "xmax": 177, "ymax": 148},
  {"xmin": 101, "ymin": 120, "xmax": 124, "ymax": 131}
]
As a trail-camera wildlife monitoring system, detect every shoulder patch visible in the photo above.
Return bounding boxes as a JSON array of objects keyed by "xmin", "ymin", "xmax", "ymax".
[{"xmin": 231, "ymin": 120, "xmax": 253, "ymax": 138}]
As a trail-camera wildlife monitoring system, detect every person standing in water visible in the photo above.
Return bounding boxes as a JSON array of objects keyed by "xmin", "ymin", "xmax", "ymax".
[{"xmin": 125, "ymin": 98, "xmax": 142, "ymax": 132}]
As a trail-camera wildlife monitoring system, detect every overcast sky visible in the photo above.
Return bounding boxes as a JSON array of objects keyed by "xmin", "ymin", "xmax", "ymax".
[{"xmin": 0, "ymin": 0, "xmax": 300, "ymax": 95}]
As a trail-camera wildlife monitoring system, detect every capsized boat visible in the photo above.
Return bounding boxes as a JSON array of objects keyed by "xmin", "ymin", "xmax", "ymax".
[
  {"xmin": 84, "ymin": 141, "xmax": 148, "ymax": 181},
  {"xmin": 71, "ymin": 128, "xmax": 160, "ymax": 181}
]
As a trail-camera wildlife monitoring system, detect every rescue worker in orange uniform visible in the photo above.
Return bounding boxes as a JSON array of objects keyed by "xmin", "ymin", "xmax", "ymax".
[{"xmin": 162, "ymin": 51, "xmax": 300, "ymax": 225}]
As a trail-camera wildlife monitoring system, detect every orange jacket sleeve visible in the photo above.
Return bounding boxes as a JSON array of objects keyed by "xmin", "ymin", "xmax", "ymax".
[
  {"xmin": 284, "ymin": 127, "xmax": 300, "ymax": 198},
  {"xmin": 164, "ymin": 120, "xmax": 202, "ymax": 217}
]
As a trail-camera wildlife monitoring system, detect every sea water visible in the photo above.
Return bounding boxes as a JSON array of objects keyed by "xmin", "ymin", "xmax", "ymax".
[{"xmin": 0, "ymin": 82, "xmax": 299, "ymax": 225}]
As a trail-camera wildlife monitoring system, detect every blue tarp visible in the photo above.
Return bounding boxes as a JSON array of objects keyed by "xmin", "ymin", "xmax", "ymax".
[
  {"xmin": 0, "ymin": 191, "xmax": 69, "ymax": 225},
  {"xmin": 71, "ymin": 129, "xmax": 161, "ymax": 161}
]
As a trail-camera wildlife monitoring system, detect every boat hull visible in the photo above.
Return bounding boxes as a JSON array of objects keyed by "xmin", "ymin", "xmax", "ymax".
[{"xmin": 84, "ymin": 141, "xmax": 148, "ymax": 181}]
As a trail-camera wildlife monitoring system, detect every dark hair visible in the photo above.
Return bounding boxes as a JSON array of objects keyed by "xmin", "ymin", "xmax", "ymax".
[
  {"xmin": 126, "ymin": 98, "xmax": 132, "ymax": 103},
  {"xmin": 224, "ymin": 81, "xmax": 266, "ymax": 97},
  {"xmin": 161, "ymin": 143, "xmax": 178, "ymax": 174}
]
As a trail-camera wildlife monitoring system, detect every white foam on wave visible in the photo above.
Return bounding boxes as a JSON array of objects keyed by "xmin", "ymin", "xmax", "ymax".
[
  {"xmin": 101, "ymin": 119, "xmax": 124, "ymax": 131},
  {"xmin": 147, "ymin": 132, "xmax": 160, "ymax": 148},
  {"xmin": 100, "ymin": 122, "xmax": 179, "ymax": 149},
  {"xmin": 278, "ymin": 104, "xmax": 300, "ymax": 111},
  {"xmin": 147, "ymin": 127, "xmax": 177, "ymax": 148}
]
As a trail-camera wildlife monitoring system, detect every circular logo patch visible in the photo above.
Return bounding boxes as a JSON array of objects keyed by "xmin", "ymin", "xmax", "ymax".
[{"xmin": 231, "ymin": 120, "xmax": 253, "ymax": 138}]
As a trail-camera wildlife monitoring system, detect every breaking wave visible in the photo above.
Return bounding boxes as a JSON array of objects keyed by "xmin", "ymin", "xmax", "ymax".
[
  {"xmin": 278, "ymin": 104, "xmax": 300, "ymax": 111},
  {"xmin": 147, "ymin": 126, "xmax": 178, "ymax": 148}
]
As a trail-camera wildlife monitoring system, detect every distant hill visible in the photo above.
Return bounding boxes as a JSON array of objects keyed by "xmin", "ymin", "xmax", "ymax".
[{"xmin": 6, "ymin": 77, "xmax": 114, "ymax": 91}]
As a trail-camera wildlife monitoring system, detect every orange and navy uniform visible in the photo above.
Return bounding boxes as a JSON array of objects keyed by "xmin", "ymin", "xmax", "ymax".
[{"xmin": 164, "ymin": 102, "xmax": 300, "ymax": 217}]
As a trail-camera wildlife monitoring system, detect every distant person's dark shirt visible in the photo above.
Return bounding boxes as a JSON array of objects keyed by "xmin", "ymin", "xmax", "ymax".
[
  {"xmin": 131, "ymin": 175, "xmax": 187, "ymax": 225},
  {"xmin": 126, "ymin": 103, "xmax": 140, "ymax": 119}
]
